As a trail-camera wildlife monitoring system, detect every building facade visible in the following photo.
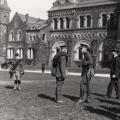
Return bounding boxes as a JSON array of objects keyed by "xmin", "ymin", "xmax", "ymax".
[
  {"xmin": 48, "ymin": 0, "xmax": 120, "ymax": 67},
  {"xmin": 7, "ymin": 12, "xmax": 49, "ymax": 65},
  {"xmin": 0, "ymin": 0, "xmax": 11, "ymax": 57}
]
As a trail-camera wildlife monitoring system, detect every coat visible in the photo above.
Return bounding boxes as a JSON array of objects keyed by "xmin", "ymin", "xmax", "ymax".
[
  {"xmin": 52, "ymin": 52, "xmax": 68, "ymax": 78},
  {"xmin": 81, "ymin": 52, "xmax": 93, "ymax": 76},
  {"xmin": 11, "ymin": 59, "xmax": 24, "ymax": 74},
  {"xmin": 110, "ymin": 55, "xmax": 120, "ymax": 78}
]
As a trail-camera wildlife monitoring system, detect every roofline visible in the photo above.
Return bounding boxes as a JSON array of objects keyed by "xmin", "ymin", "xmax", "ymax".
[
  {"xmin": 38, "ymin": 24, "xmax": 49, "ymax": 30},
  {"xmin": 48, "ymin": 2, "xmax": 118, "ymax": 13}
]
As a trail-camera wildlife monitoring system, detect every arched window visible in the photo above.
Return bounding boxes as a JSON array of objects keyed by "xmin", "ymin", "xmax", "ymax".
[
  {"xmin": 42, "ymin": 33, "xmax": 46, "ymax": 42},
  {"xmin": 16, "ymin": 48, "xmax": 23, "ymax": 59},
  {"xmin": 9, "ymin": 32, "xmax": 14, "ymax": 41},
  {"xmin": 102, "ymin": 14, "xmax": 107, "ymax": 27},
  {"xmin": 54, "ymin": 18, "xmax": 58, "ymax": 29},
  {"xmin": 7, "ymin": 48, "xmax": 14, "ymax": 59},
  {"xmin": 79, "ymin": 16, "xmax": 84, "ymax": 28},
  {"xmin": 29, "ymin": 34, "xmax": 36, "ymax": 41},
  {"xmin": 27, "ymin": 48, "xmax": 34, "ymax": 59},
  {"xmin": 66, "ymin": 17, "xmax": 70, "ymax": 29},
  {"xmin": 91, "ymin": 40, "xmax": 98, "ymax": 54},
  {"xmin": 16, "ymin": 30, "xmax": 22, "ymax": 41},
  {"xmin": 86, "ymin": 15, "xmax": 92, "ymax": 28},
  {"xmin": 60, "ymin": 18, "xmax": 64, "ymax": 29}
]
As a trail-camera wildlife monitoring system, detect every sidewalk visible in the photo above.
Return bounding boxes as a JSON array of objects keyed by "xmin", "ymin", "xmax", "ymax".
[{"xmin": 0, "ymin": 68, "xmax": 110, "ymax": 78}]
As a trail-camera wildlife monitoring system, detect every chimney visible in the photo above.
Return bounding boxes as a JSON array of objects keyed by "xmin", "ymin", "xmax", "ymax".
[{"xmin": 26, "ymin": 13, "xmax": 29, "ymax": 23}]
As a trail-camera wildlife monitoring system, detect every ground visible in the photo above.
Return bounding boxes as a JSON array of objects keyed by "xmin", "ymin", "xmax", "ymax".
[{"xmin": 0, "ymin": 70, "xmax": 120, "ymax": 120}]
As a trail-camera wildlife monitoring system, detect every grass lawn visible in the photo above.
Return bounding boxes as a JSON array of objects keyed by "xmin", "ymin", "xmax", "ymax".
[
  {"xmin": 0, "ymin": 71, "xmax": 119, "ymax": 120},
  {"xmin": 24, "ymin": 65, "xmax": 110, "ymax": 74}
]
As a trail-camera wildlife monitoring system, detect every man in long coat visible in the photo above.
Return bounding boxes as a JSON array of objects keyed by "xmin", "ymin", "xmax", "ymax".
[
  {"xmin": 106, "ymin": 48, "xmax": 120, "ymax": 99},
  {"xmin": 52, "ymin": 47, "xmax": 68, "ymax": 103}
]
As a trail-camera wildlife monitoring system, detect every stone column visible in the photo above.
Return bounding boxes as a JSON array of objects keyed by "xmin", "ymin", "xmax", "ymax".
[
  {"xmin": 67, "ymin": 38, "xmax": 73, "ymax": 67},
  {"xmin": 58, "ymin": 18, "xmax": 60, "ymax": 30},
  {"xmin": 84, "ymin": 16, "xmax": 87, "ymax": 28},
  {"xmin": 63, "ymin": 18, "xmax": 66, "ymax": 29}
]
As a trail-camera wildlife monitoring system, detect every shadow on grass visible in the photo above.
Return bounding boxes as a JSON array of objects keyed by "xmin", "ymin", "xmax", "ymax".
[
  {"xmin": 91, "ymin": 92, "xmax": 105, "ymax": 97},
  {"xmin": 38, "ymin": 94, "xmax": 56, "ymax": 102},
  {"xmin": 96, "ymin": 97, "xmax": 120, "ymax": 106},
  {"xmin": 5, "ymin": 86, "xmax": 14, "ymax": 89},
  {"xmin": 84, "ymin": 106, "xmax": 120, "ymax": 120},
  {"xmin": 63, "ymin": 94, "xmax": 79, "ymax": 102},
  {"xmin": 101, "ymin": 106, "xmax": 120, "ymax": 115}
]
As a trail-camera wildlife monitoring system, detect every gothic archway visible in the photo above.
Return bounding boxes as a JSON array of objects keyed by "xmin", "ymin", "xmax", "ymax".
[
  {"xmin": 73, "ymin": 40, "xmax": 90, "ymax": 61},
  {"xmin": 51, "ymin": 41, "xmax": 66, "ymax": 59}
]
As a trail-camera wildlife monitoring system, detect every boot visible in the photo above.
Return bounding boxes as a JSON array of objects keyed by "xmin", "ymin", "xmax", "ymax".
[
  {"xmin": 18, "ymin": 84, "xmax": 21, "ymax": 90},
  {"xmin": 13, "ymin": 84, "xmax": 17, "ymax": 90}
]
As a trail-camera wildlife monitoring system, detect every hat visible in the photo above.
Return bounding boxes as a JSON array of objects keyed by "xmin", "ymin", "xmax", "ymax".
[
  {"xmin": 60, "ymin": 45, "xmax": 67, "ymax": 49},
  {"xmin": 112, "ymin": 48, "xmax": 119, "ymax": 53},
  {"xmin": 15, "ymin": 53, "xmax": 19, "ymax": 57}
]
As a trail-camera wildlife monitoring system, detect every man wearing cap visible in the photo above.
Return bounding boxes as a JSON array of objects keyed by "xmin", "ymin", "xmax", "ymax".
[
  {"xmin": 106, "ymin": 48, "xmax": 120, "ymax": 99},
  {"xmin": 77, "ymin": 46, "xmax": 93, "ymax": 103}
]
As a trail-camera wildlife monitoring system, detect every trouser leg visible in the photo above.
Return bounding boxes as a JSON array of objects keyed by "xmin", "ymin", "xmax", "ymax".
[
  {"xmin": 79, "ymin": 75, "xmax": 87, "ymax": 101},
  {"xmin": 86, "ymin": 77, "xmax": 91, "ymax": 100},
  {"xmin": 56, "ymin": 77, "xmax": 64, "ymax": 101},
  {"xmin": 107, "ymin": 79, "xmax": 115, "ymax": 97},
  {"xmin": 17, "ymin": 72, "xmax": 22, "ymax": 90},
  {"xmin": 114, "ymin": 79, "xmax": 120, "ymax": 98},
  {"xmin": 13, "ymin": 73, "xmax": 17, "ymax": 89}
]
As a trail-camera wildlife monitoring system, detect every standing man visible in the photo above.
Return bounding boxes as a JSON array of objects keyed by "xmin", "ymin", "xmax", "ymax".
[
  {"xmin": 52, "ymin": 46, "xmax": 68, "ymax": 103},
  {"xmin": 11, "ymin": 53, "xmax": 24, "ymax": 90},
  {"xmin": 106, "ymin": 48, "xmax": 120, "ymax": 99},
  {"xmin": 77, "ymin": 47, "xmax": 93, "ymax": 103}
]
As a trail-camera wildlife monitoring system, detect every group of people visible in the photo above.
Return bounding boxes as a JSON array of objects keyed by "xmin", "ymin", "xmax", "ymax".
[
  {"xmin": 52, "ymin": 46, "xmax": 94, "ymax": 103},
  {"xmin": 1, "ymin": 45, "xmax": 120, "ymax": 103},
  {"xmin": 52, "ymin": 46, "xmax": 120, "ymax": 103}
]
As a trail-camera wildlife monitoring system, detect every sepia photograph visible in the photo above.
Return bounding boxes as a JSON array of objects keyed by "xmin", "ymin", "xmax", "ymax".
[{"xmin": 0, "ymin": 0, "xmax": 120, "ymax": 119}]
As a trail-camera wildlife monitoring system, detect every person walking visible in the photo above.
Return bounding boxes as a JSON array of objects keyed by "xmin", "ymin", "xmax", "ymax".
[
  {"xmin": 77, "ymin": 46, "xmax": 93, "ymax": 103},
  {"xmin": 106, "ymin": 48, "xmax": 120, "ymax": 99},
  {"xmin": 52, "ymin": 47, "xmax": 68, "ymax": 103}
]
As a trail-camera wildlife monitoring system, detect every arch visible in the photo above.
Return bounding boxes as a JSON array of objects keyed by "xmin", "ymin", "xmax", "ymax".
[
  {"xmin": 66, "ymin": 17, "xmax": 70, "ymax": 29},
  {"xmin": 79, "ymin": 16, "xmax": 84, "ymax": 28},
  {"xmin": 73, "ymin": 40, "xmax": 90, "ymax": 51},
  {"xmin": 60, "ymin": 18, "xmax": 64, "ymax": 29},
  {"xmin": 53, "ymin": 18, "xmax": 58, "ymax": 30},
  {"xmin": 73, "ymin": 40, "xmax": 90, "ymax": 61},
  {"xmin": 86, "ymin": 14, "xmax": 92, "ymax": 28},
  {"xmin": 16, "ymin": 30, "xmax": 22, "ymax": 41},
  {"xmin": 51, "ymin": 41, "xmax": 66, "ymax": 59},
  {"xmin": 99, "ymin": 12, "xmax": 108, "ymax": 27},
  {"xmin": 9, "ymin": 31, "xmax": 14, "ymax": 41}
]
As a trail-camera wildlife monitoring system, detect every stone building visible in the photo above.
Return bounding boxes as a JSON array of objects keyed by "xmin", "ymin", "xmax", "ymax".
[
  {"xmin": 0, "ymin": 0, "xmax": 11, "ymax": 57},
  {"xmin": 7, "ymin": 12, "xmax": 49, "ymax": 65},
  {"xmin": 48, "ymin": 0, "xmax": 120, "ymax": 67}
]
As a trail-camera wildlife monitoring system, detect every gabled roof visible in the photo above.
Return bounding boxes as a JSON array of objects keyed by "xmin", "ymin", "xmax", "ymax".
[
  {"xmin": 48, "ymin": 0, "xmax": 120, "ymax": 12},
  {"xmin": 37, "ymin": 21, "xmax": 49, "ymax": 30},
  {"xmin": 17, "ymin": 13, "xmax": 45, "ymax": 29}
]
